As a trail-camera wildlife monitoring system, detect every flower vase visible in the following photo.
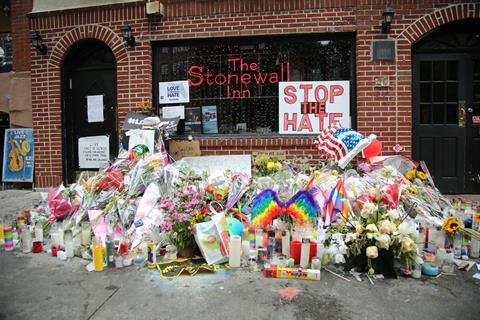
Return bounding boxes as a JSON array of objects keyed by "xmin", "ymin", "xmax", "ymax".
[{"xmin": 177, "ymin": 246, "xmax": 196, "ymax": 258}]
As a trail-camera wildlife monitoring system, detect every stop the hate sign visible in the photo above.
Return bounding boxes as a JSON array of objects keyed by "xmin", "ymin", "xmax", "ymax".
[{"xmin": 279, "ymin": 81, "xmax": 350, "ymax": 134}]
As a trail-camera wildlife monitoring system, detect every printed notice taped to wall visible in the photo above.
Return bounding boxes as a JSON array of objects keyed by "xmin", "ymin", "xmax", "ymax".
[
  {"xmin": 159, "ymin": 80, "xmax": 190, "ymax": 104},
  {"xmin": 78, "ymin": 135, "xmax": 109, "ymax": 168}
]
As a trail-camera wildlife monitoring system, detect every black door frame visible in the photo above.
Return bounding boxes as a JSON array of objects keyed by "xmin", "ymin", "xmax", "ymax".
[{"xmin": 61, "ymin": 40, "xmax": 117, "ymax": 184}]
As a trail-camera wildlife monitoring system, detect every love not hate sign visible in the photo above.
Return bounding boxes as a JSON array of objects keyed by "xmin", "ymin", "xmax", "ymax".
[{"xmin": 279, "ymin": 81, "xmax": 350, "ymax": 134}]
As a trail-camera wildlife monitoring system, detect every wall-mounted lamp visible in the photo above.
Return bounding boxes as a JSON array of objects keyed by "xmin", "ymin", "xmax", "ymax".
[
  {"xmin": 30, "ymin": 31, "xmax": 47, "ymax": 55},
  {"xmin": 381, "ymin": 7, "xmax": 395, "ymax": 34},
  {"xmin": 120, "ymin": 22, "xmax": 135, "ymax": 47}
]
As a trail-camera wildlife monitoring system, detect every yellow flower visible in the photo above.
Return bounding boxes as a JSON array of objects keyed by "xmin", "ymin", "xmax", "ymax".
[
  {"xmin": 274, "ymin": 162, "xmax": 282, "ymax": 170},
  {"xmin": 416, "ymin": 171, "xmax": 427, "ymax": 181},
  {"xmin": 267, "ymin": 162, "xmax": 275, "ymax": 170},
  {"xmin": 407, "ymin": 185, "xmax": 418, "ymax": 194},
  {"xmin": 405, "ymin": 169, "xmax": 416, "ymax": 180},
  {"xmin": 442, "ymin": 216, "xmax": 461, "ymax": 234},
  {"xmin": 474, "ymin": 212, "xmax": 480, "ymax": 224}
]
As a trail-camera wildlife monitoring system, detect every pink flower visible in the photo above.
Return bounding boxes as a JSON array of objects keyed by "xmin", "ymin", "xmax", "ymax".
[{"xmin": 172, "ymin": 232, "xmax": 178, "ymax": 239}]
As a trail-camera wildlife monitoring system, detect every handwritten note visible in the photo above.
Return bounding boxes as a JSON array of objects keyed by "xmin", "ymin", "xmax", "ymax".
[
  {"xmin": 78, "ymin": 135, "xmax": 109, "ymax": 168},
  {"xmin": 169, "ymin": 140, "xmax": 201, "ymax": 160}
]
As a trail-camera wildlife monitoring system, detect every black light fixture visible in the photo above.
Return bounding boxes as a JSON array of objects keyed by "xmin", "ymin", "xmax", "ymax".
[
  {"xmin": 381, "ymin": 6, "xmax": 395, "ymax": 34},
  {"xmin": 30, "ymin": 31, "xmax": 47, "ymax": 55},
  {"xmin": 120, "ymin": 22, "xmax": 135, "ymax": 47}
]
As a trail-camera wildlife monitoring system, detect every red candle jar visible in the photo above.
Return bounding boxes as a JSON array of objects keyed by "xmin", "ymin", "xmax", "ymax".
[
  {"xmin": 32, "ymin": 240, "xmax": 43, "ymax": 253},
  {"xmin": 291, "ymin": 240, "xmax": 317, "ymax": 265},
  {"xmin": 51, "ymin": 245, "xmax": 60, "ymax": 257}
]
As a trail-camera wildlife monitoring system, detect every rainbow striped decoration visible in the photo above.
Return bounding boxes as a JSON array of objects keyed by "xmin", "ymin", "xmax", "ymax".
[
  {"xmin": 251, "ymin": 189, "xmax": 318, "ymax": 226},
  {"xmin": 325, "ymin": 179, "xmax": 349, "ymax": 226}
]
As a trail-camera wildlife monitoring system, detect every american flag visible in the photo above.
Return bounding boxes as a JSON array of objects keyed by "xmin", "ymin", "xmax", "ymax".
[{"xmin": 314, "ymin": 124, "xmax": 364, "ymax": 161}]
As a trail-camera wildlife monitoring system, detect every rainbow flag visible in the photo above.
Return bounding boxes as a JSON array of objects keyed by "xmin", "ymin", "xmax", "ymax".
[{"xmin": 325, "ymin": 179, "xmax": 349, "ymax": 226}]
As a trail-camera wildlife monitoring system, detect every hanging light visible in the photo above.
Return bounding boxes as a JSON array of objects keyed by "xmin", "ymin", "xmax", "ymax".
[
  {"xmin": 381, "ymin": 7, "xmax": 395, "ymax": 34},
  {"xmin": 120, "ymin": 22, "xmax": 135, "ymax": 47},
  {"xmin": 30, "ymin": 32, "xmax": 47, "ymax": 55}
]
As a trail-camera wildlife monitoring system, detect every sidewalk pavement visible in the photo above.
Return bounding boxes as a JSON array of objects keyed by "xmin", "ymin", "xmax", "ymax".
[{"xmin": 0, "ymin": 189, "xmax": 479, "ymax": 320}]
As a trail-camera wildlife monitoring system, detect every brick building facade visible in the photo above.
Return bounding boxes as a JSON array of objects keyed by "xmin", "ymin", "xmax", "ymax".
[{"xmin": 8, "ymin": 0, "xmax": 480, "ymax": 190}]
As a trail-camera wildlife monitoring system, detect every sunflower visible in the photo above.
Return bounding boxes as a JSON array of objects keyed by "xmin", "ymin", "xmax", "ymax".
[
  {"xmin": 405, "ymin": 169, "xmax": 416, "ymax": 180},
  {"xmin": 442, "ymin": 216, "xmax": 461, "ymax": 234},
  {"xmin": 416, "ymin": 171, "xmax": 427, "ymax": 181},
  {"xmin": 473, "ymin": 212, "xmax": 480, "ymax": 224}
]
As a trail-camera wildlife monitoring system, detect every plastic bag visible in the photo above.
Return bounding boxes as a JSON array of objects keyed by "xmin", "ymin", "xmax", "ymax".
[{"xmin": 194, "ymin": 212, "xmax": 229, "ymax": 265}]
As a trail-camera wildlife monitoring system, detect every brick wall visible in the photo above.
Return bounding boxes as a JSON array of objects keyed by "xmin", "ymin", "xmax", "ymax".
[
  {"xmin": 10, "ymin": 0, "xmax": 32, "ymax": 71},
  {"xmin": 25, "ymin": 0, "xmax": 480, "ymax": 187}
]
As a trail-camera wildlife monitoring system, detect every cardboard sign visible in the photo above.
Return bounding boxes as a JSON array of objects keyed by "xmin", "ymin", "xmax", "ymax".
[
  {"xmin": 169, "ymin": 140, "xmax": 201, "ymax": 160},
  {"xmin": 251, "ymin": 150, "xmax": 286, "ymax": 160},
  {"xmin": 159, "ymin": 80, "xmax": 190, "ymax": 104},
  {"xmin": 2, "ymin": 128, "xmax": 34, "ymax": 182},
  {"xmin": 78, "ymin": 135, "xmax": 110, "ymax": 169},
  {"xmin": 279, "ymin": 81, "xmax": 350, "ymax": 134},
  {"xmin": 182, "ymin": 155, "xmax": 252, "ymax": 177}
]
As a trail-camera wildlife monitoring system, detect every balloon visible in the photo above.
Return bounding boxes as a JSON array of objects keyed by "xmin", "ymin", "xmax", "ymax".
[
  {"xmin": 362, "ymin": 139, "xmax": 382, "ymax": 159},
  {"xmin": 226, "ymin": 217, "xmax": 244, "ymax": 236}
]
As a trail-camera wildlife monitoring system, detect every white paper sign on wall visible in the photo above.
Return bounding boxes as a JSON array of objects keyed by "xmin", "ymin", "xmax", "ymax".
[
  {"xmin": 78, "ymin": 135, "xmax": 110, "ymax": 169},
  {"xmin": 181, "ymin": 155, "xmax": 252, "ymax": 177},
  {"xmin": 159, "ymin": 80, "xmax": 190, "ymax": 104},
  {"xmin": 279, "ymin": 81, "xmax": 350, "ymax": 134}
]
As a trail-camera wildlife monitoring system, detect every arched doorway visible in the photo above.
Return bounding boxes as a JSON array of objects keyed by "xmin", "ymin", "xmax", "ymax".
[
  {"xmin": 412, "ymin": 19, "xmax": 480, "ymax": 194},
  {"xmin": 62, "ymin": 39, "xmax": 117, "ymax": 183}
]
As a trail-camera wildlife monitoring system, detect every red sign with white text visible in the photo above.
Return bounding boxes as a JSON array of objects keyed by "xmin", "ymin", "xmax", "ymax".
[{"xmin": 278, "ymin": 81, "xmax": 350, "ymax": 134}]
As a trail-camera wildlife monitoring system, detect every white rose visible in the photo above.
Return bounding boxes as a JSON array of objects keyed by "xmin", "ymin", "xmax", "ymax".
[
  {"xmin": 355, "ymin": 224, "xmax": 364, "ymax": 234},
  {"xmin": 361, "ymin": 202, "xmax": 378, "ymax": 219},
  {"xmin": 378, "ymin": 220, "xmax": 394, "ymax": 234},
  {"xmin": 366, "ymin": 246, "xmax": 379, "ymax": 259},
  {"xmin": 398, "ymin": 222, "xmax": 418, "ymax": 239},
  {"xmin": 387, "ymin": 209, "xmax": 400, "ymax": 220},
  {"xmin": 375, "ymin": 234, "xmax": 391, "ymax": 250},
  {"xmin": 401, "ymin": 237, "xmax": 416, "ymax": 253},
  {"xmin": 345, "ymin": 232, "xmax": 357, "ymax": 243},
  {"xmin": 366, "ymin": 224, "xmax": 379, "ymax": 233}
]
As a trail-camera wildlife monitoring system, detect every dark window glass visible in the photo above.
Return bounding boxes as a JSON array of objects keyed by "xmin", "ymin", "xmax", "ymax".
[
  {"xmin": 153, "ymin": 35, "xmax": 354, "ymax": 134},
  {"xmin": 433, "ymin": 83, "xmax": 444, "ymax": 102},
  {"xmin": 433, "ymin": 104, "xmax": 444, "ymax": 124},
  {"xmin": 420, "ymin": 83, "xmax": 431, "ymax": 102},
  {"xmin": 446, "ymin": 83, "xmax": 458, "ymax": 102},
  {"xmin": 420, "ymin": 104, "xmax": 431, "ymax": 124},
  {"xmin": 420, "ymin": 61, "xmax": 431, "ymax": 81},
  {"xmin": 0, "ymin": 35, "xmax": 13, "ymax": 73},
  {"xmin": 446, "ymin": 61, "xmax": 458, "ymax": 80},
  {"xmin": 446, "ymin": 103, "xmax": 457, "ymax": 124},
  {"xmin": 433, "ymin": 61, "xmax": 445, "ymax": 81}
]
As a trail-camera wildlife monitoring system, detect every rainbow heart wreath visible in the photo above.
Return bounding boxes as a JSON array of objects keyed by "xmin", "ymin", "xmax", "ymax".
[{"xmin": 250, "ymin": 189, "xmax": 318, "ymax": 226}]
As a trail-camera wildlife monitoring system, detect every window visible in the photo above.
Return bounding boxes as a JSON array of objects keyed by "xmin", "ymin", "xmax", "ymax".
[{"xmin": 153, "ymin": 34, "xmax": 355, "ymax": 135}]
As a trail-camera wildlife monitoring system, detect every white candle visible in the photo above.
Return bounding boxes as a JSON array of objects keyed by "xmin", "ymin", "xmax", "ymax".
[
  {"xmin": 81, "ymin": 225, "xmax": 91, "ymax": 246},
  {"xmin": 51, "ymin": 232, "xmax": 59, "ymax": 247},
  {"xmin": 34, "ymin": 224, "xmax": 43, "ymax": 242},
  {"xmin": 64, "ymin": 230, "xmax": 74, "ymax": 258},
  {"xmin": 57, "ymin": 226, "xmax": 64, "ymax": 247},
  {"xmin": 242, "ymin": 240, "xmax": 250, "ymax": 258},
  {"xmin": 229, "ymin": 235, "xmax": 241, "ymax": 268},
  {"xmin": 282, "ymin": 230, "xmax": 290, "ymax": 258},
  {"xmin": 300, "ymin": 238, "xmax": 310, "ymax": 268},
  {"xmin": 255, "ymin": 229, "xmax": 263, "ymax": 249}
]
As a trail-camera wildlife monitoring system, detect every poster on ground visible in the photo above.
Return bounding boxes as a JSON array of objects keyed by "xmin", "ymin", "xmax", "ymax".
[
  {"xmin": 279, "ymin": 81, "xmax": 350, "ymax": 134},
  {"xmin": 78, "ymin": 135, "xmax": 110, "ymax": 169},
  {"xmin": 2, "ymin": 128, "xmax": 34, "ymax": 182}
]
